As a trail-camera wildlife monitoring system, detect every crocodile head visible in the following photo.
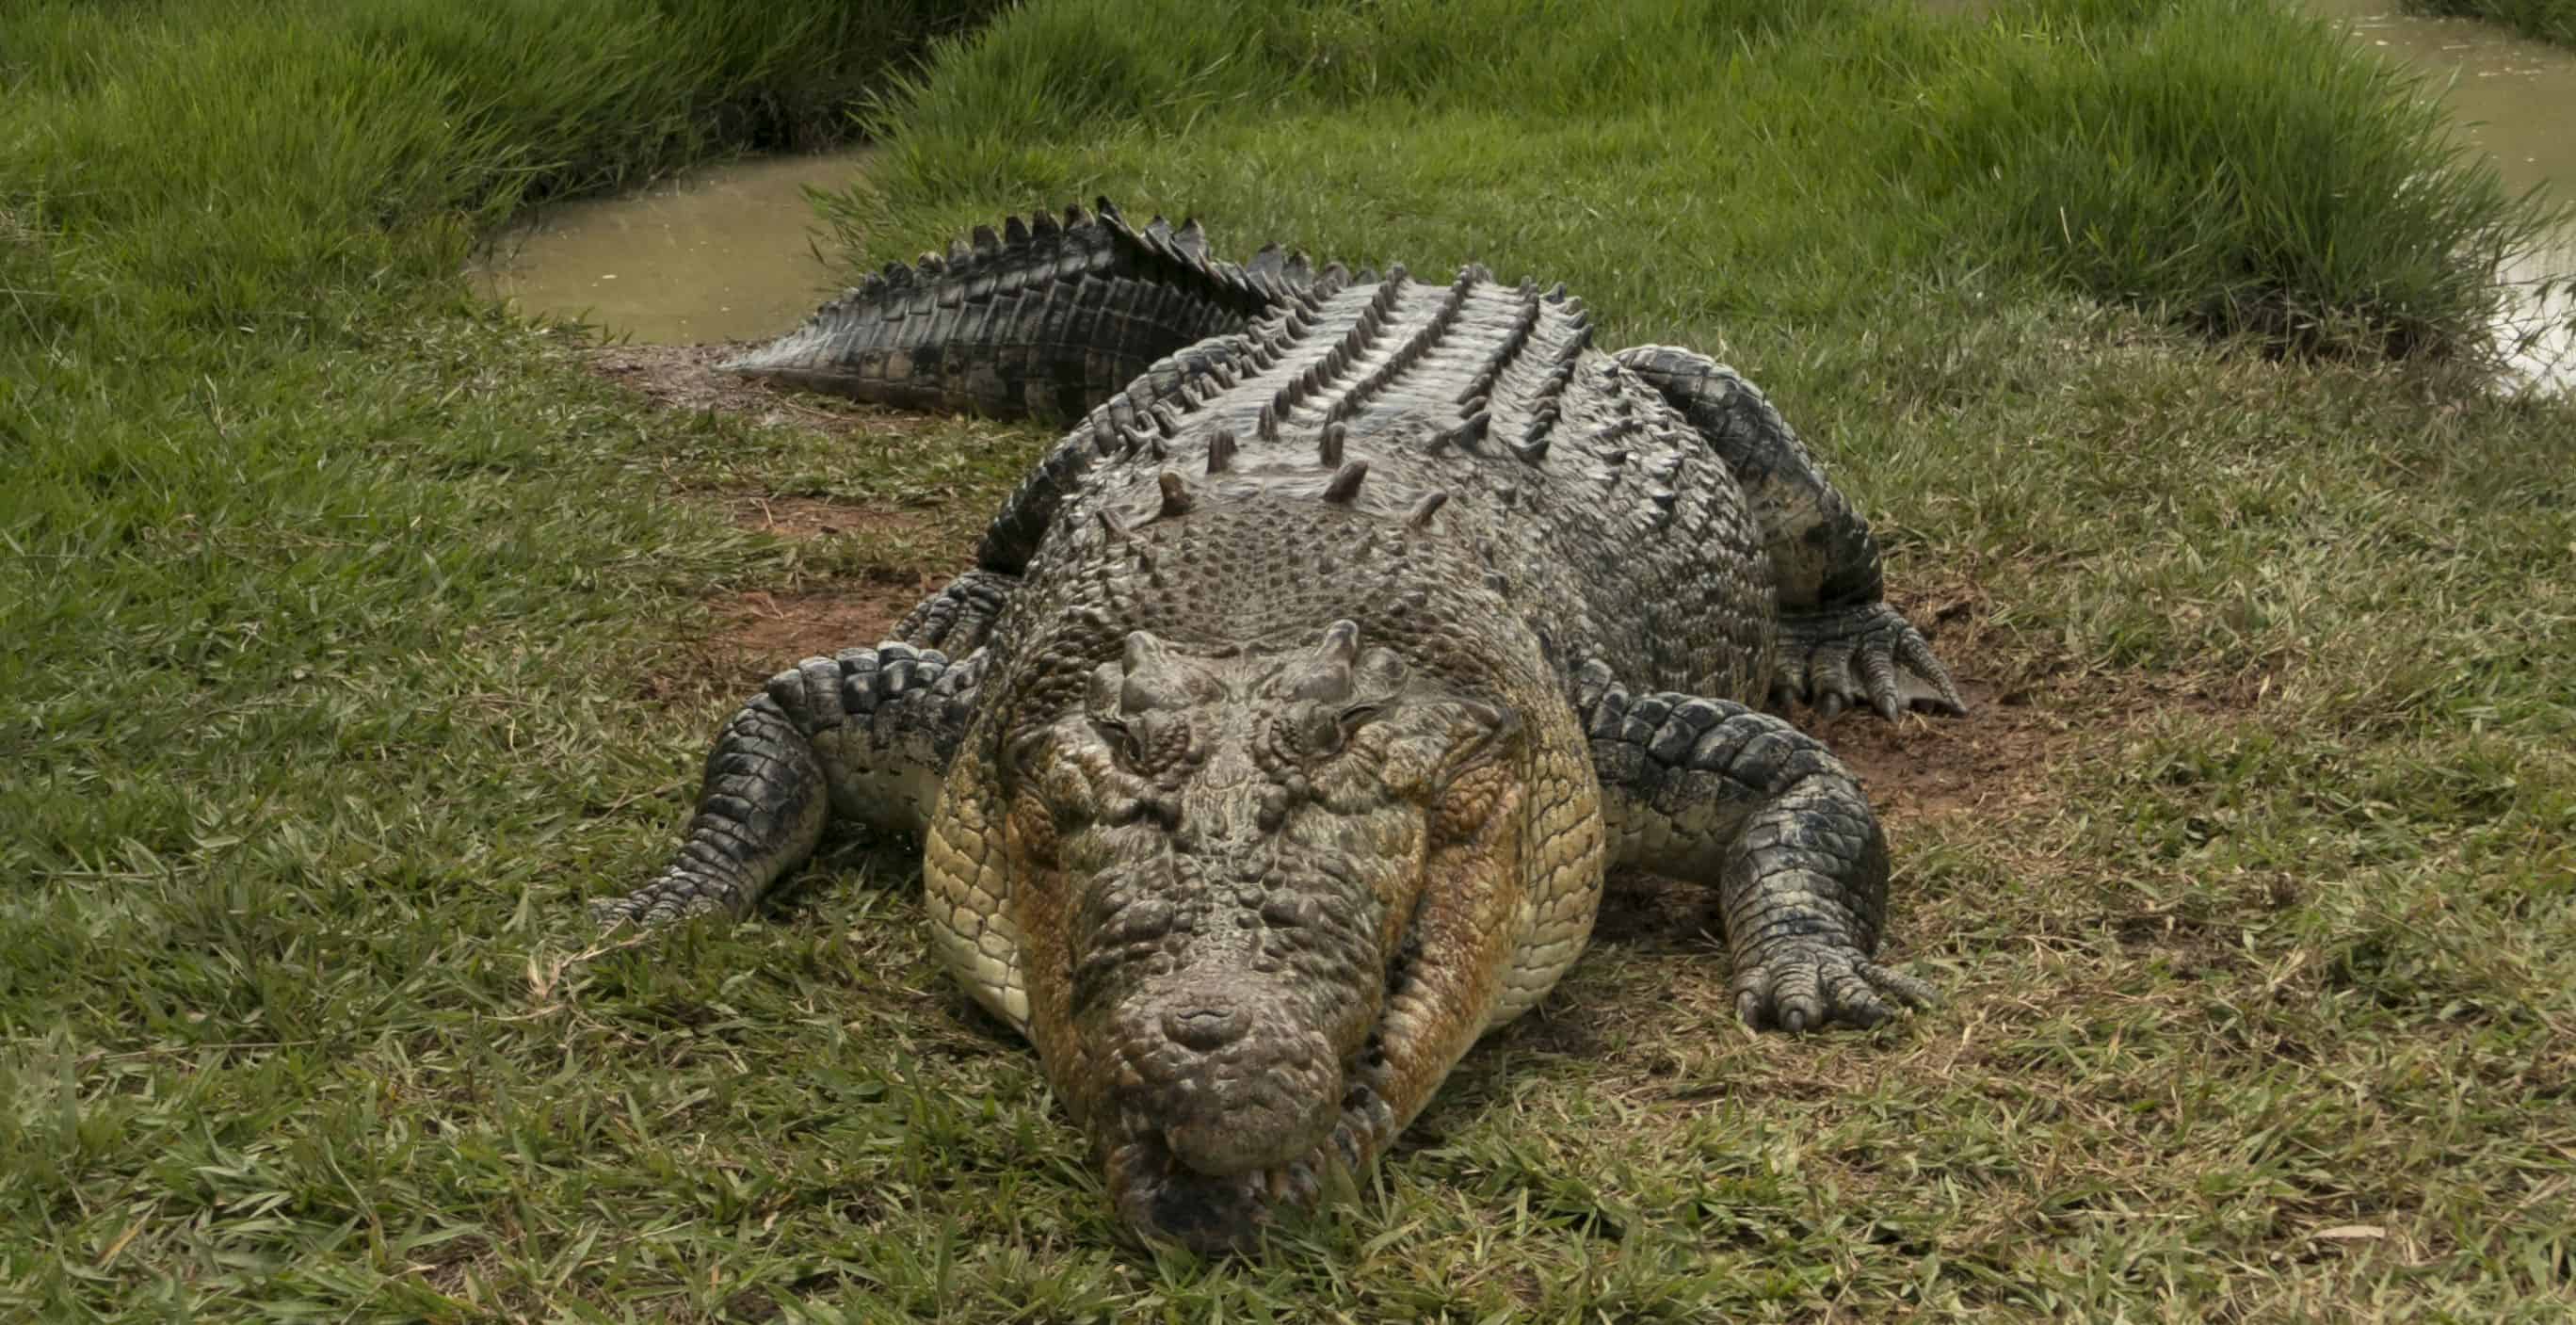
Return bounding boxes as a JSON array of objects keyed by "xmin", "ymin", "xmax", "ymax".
[{"xmin": 998, "ymin": 621, "xmax": 1521, "ymax": 1252}]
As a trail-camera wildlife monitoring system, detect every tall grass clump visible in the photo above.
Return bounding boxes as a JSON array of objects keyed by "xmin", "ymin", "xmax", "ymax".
[
  {"xmin": 0, "ymin": 0, "xmax": 1006, "ymax": 339},
  {"xmin": 2408, "ymin": 0, "xmax": 2576, "ymax": 45},
  {"xmin": 851, "ymin": 0, "xmax": 2561, "ymax": 364},
  {"xmin": 1915, "ymin": 0, "xmax": 2563, "ymax": 358}
]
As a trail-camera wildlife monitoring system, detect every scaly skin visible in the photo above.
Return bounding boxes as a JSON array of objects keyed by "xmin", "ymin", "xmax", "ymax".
[{"xmin": 599, "ymin": 204, "xmax": 1966, "ymax": 1253}]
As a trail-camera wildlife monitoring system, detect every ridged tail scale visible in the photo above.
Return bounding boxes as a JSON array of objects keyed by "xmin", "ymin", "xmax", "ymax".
[{"xmin": 723, "ymin": 200, "xmax": 1347, "ymax": 421}]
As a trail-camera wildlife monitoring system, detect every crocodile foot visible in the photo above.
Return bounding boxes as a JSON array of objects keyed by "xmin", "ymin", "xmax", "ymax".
[
  {"xmin": 1731, "ymin": 939, "xmax": 1936, "ymax": 1032},
  {"xmin": 1771, "ymin": 602, "xmax": 1965, "ymax": 721}
]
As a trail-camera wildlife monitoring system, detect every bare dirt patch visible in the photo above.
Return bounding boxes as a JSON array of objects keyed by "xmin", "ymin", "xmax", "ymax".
[
  {"xmin": 1811, "ymin": 574, "xmax": 2264, "ymax": 835},
  {"xmin": 729, "ymin": 493, "xmax": 935, "ymax": 543},
  {"xmin": 588, "ymin": 343, "xmax": 978, "ymax": 700},
  {"xmin": 716, "ymin": 581, "xmax": 939, "ymax": 668},
  {"xmin": 586, "ymin": 341, "xmax": 932, "ymax": 441}
]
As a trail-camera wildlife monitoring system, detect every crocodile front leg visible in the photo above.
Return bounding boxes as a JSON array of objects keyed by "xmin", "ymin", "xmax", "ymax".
[
  {"xmin": 593, "ymin": 643, "xmax": 978, "ymax": 926},
  {"xmin": 1615, "ymin": 345, "xmax": 1965, "ymax": 720},
  {"xmin": 1579, "ymin": 665, "xmax": 1935, "ymax": 1030}
]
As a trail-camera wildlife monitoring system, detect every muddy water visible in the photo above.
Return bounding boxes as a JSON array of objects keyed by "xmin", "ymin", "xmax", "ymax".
[
  {"xmin": 2309, "ymin": 0, "xmax": 2576, "ymax": 391},
  {"xmin": 470, "ymin": 151, "xmax": 868, "ymax": 345}
]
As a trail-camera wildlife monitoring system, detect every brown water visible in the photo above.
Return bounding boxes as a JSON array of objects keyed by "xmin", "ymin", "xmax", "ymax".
[
  {"xmin": 470, "ymin": 151, "xmax": 867, "ymax": 345},
  {"xmin": 2309, "ymin": 0, "xmax": 2576, "ymax": 391}
]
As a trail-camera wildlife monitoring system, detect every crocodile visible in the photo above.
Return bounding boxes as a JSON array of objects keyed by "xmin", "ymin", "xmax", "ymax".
[{"xmin": 595, "ymin": 201, "xmax": 1967, "ymax": 1253}]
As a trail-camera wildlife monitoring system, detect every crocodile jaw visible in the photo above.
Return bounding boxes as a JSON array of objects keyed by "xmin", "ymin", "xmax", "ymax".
[{"xmin": 1103, "ymin": 1062, "xmax": 1397, "ymax": 1254}]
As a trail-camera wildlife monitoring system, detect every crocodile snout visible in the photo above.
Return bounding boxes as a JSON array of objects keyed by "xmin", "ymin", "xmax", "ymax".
[
  {"xmin": 1161, "ymin": 1005, "xmax": 1248, "ymax": 1050},
  {"xmin": 1110, "ymin": 977, "xmax": 1342, "ymax": 1178}
]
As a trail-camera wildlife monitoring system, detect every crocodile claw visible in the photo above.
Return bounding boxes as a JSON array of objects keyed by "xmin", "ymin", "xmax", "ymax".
[
  {"xmin": 1775, "ymin": 603, "xmax": 1965, "ymax": 721},
  {"xmin": 1731, "ymin": 944, "xmax": 1936, "ymax": 1032}
]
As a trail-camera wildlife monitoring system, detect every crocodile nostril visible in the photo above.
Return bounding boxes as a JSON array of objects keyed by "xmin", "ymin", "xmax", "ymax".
[{"xmin": 1162, "ymin": 1006, "xmax": 1247, "ymax": 1051}]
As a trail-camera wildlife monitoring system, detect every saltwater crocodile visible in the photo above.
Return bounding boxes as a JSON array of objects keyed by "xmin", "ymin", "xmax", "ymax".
[{"xmin": 595, "ymin": 201, "xmax": 1967, "ymax": 1252}]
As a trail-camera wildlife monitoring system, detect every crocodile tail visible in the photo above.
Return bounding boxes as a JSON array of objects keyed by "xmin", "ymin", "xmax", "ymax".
[{"xmin": 721, "ymin": 199, "xmax": 1347, "ymax": 421}]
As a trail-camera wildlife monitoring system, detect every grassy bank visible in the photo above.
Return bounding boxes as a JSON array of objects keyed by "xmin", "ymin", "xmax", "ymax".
[
  {"xmin": 7, "ymin": 0, "xmax": 2575, "ymax": 1319},
  {"xmin": 851, "ymin": 0, "xmax": 2562, "ymax": 361},
  {"xmin": 2412, "ymin": 0, "xmax": 2576, "ymax": 44}
]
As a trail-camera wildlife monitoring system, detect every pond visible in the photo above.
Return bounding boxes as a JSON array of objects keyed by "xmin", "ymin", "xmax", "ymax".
[
  {"xmin": 2309, "ymin": 0, "xmax": 2576, "ymax": 391},
  {"xmin": 469, "ymin": 150, "xmax": 867, "ymax": 346}
]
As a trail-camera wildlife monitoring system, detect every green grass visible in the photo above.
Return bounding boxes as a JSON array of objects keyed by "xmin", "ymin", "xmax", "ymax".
[
  {"xmin": 7, "ymin": 0, "xmax": 2576, "ymax": 1318},
  {"xmin": 2410, "ymin": 0, "xmax": 2576, "ymax": 44},
  {"xmin": 846, "ymin": 0, "xmax": 2562, "ymax": 362}
]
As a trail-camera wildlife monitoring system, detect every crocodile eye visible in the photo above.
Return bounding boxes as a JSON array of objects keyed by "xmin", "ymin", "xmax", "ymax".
[{"xmin": 1284, "ymin": 701, "xmax": 1380, "ymax": 760}]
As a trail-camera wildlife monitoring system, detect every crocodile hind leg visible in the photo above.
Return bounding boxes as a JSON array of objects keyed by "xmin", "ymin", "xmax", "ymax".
[
  {"xmin": 592, "ymin": 643, "xmax": 980, "ymax": 926},
  {"xmin": 1578, "ymin": 666, "xmax": 1935, "ymax": 1029},
  {"xmin": 1614, "ymin": 346, "xmax": 1965, "ymax": 720}
]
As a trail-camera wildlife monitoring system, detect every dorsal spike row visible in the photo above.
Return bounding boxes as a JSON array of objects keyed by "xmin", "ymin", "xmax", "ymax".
[
  {"xmin": 1428, "ymin": 409, "xmax": 1490, "ymax": 457},
  {"xmin": 1151, "ymin": 402, "xmax": 1183, "ymax": 438},
  {"xmin": 1406, "ymin": 490, "xmax": 1449, "ymax": 530},
  {"xmin": 1512, "ymin": 434, "xmax": 1551, "ymax": 466},
  {"xmin": 1157, "ymin": 470, "xmax": 1192, "ymax": 519},
  {"xmin": 1207, "ymin": 428, "xmax": 1238, "ymax": 475},
  {"xmin": 1322, "ymin": 460, "xmax": 1369, "ymax": 505},
  {"xmin": 1257, "ymin": 402, "xmax": 1280, "ymax": 441},
  {"xmin": 1319, "ymin": 421, "xmax": 1347, "ymax": 468},
  {"xmin": 1452, "ymin": 289, "xmax": 1542, "ymax": 406}
]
